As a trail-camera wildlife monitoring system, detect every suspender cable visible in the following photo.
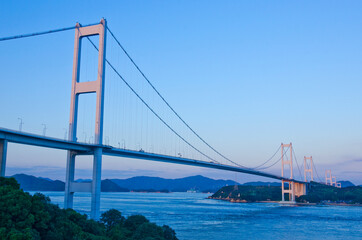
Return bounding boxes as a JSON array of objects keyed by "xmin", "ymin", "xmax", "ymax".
[
  {"xmin": 253, "ymin": 145, "xmax": 281, "ymax": 169},
  {"xmin": 292, "ymin": 148, "xmax": 303, "ymax": 181},
  {"xmin": 86, "ymin": 37, "xmax": 221, "ymax": 164},
  {"xmin": 106, "ymin": 26, "xmax": 249, "ymax": 168},
  {"xmin": 312, "ymin": 161, "xmax": 324, "ymax": 183},
  {"xmin": 257, "ymin": 146, "xmax": 289, "ymax": 170}
]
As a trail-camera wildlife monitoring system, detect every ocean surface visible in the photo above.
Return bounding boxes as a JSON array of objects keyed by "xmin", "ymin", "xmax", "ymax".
[{"xmin": 33, "ymin": 192, "xmax": 362, "ymax": 240}]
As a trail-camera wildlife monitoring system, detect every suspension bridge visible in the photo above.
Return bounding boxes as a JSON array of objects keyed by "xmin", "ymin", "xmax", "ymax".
[{"xmin": 0, "ymin": 19, "xmax": 341, "ymax": 219}]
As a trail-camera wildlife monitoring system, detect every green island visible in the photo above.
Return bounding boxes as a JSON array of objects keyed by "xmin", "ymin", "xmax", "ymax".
[
  {"xmin": 209, "ymin": 182, "xmax": 362, "ymax": 204},
  {"xmin": 0, "ymin": 177, "xmax": 178, "ymax": 240}
]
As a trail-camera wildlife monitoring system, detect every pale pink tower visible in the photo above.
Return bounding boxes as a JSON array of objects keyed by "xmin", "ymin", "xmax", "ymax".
[
  {"xmin": 325, "ymin": 170, "xmax": 332, "ymax": 185},
  {"xmin": 281, "ymin": 143, "xmax": 295, "ymax": 202},
  {"xmin": 304, "ymin": 156, "xmax": 313, "ymax": 182},
  {"xmin": 64, "ymin": 19, "xmax": 107, "ymax": 220},
  {"xmin": 331, "ymin": 176, "xmax": 337, "ymax": 187}
]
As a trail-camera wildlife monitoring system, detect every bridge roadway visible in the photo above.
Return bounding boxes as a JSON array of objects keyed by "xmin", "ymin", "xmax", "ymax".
[{"xmin": 0, "ymin": 127, "xmax": 304, "ymax": 184}]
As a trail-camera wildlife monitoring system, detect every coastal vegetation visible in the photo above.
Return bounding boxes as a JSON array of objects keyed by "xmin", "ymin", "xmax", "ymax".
[
  {"xmin": 210, "ymin": 182, "xmax": 362, "ymax": 204},
  {"xmin": 297, "ymin": 182, "xmax": 362, "ymax": 204},
  {"xmin": 209, "ymin": 185, "xmax": 281, "ymax": 202},
  {"xmin": 0, "ymin": 177, "xmax": 178, "ymax": 240}
]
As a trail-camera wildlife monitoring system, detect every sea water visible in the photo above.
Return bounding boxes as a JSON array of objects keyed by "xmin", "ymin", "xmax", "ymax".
[{"xmin": 34, "ymin": 192, "xmax": 362, "ymax": 240}]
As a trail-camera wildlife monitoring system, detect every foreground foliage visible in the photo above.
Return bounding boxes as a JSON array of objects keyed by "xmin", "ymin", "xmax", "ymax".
[{"xmin": 0, "ymin": 177, "xmax": 178, "ymax": 240}]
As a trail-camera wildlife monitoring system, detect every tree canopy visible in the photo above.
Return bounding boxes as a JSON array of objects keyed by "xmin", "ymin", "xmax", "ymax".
[{"xmin": 0, "ymin": 177, "xmax": 178, "ymax": 240}]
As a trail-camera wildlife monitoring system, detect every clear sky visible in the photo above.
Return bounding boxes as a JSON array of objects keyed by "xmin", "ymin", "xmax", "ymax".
[{"xmin": 0, "ymin": 1, "xmax": 361, "ymax": 184}]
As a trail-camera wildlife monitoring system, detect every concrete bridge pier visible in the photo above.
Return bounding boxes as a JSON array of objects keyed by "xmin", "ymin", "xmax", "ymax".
[
  {"xmin": 64, "ymin": 151, "xmax": 76, "ymax": 209},
  {"xmin": 0, "ymin": 139, "xmax": 7, "ymax": 177},
  {"xmin": 91, "ymin": 148, "xmax": 102, "ymax": 219},
  {"xmin": 294, "ymin": 182, "xmax": 307, "ymax": 197},
  {"xmin": 64, "ymin": 148, "xmax": 103, "ymax": 219},
  {"xmin": 282, "ymin": 180, "xmax": 295, "ymax": 202}
]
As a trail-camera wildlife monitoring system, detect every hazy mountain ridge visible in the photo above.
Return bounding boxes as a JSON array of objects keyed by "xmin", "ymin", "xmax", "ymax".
[
  {"xmin": 9, "ymin": 174, "xmax": 357, "ymax": 192},
  {"xmin": 337, "ymin": 181, "xmax": 355, "ymax": 188},
  {"xmin": 12, "ymin": 174, "xmax": 65, "ymax": 191},
  {"xmin": 110, "ymin": 175, "xmax": 238, "ymax": 192},
  {"xmin": 10, "ymin": 174, "xmax": 238, "ymax": 192},
  {"xmin": 11, "ymin": 174, "xmax": 128, "ymax": 192}
]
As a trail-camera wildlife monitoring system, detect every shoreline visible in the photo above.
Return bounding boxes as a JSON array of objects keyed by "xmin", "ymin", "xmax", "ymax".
[{"xmin": 207, "ymin": 197, "xmax": 362, "ymax": 206}]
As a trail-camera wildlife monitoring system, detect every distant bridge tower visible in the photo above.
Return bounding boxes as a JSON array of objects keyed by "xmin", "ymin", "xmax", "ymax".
[
  {"xmin": 325, "ymin": 169, "xmax": 332, "ymax": 185},
  {"xmin": 332, "ymin": 176, "xmax": 337, "ymax": 187},
  {"xmin": 281, "ymin": 143, "xmax": 295, "ymax": 202},
  {"xmin": 304, "ymin": 156, "xmax": 313, "ymax": 182},
  {"xmin": 64, "ymin": 19, "xmax": 107, "ymax": 220}
]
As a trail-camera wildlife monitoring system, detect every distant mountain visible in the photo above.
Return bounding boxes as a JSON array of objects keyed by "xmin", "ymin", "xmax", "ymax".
[
  {"xmin": 12, "ymin": 174, "xmax": 65, "ymax": 191},
  {"xmin": 337, "ymin": 181, "xmax": 355, "ymax": 188},
  {"xmin": 242, "ymin": 181, "xmax": 281, "ymax": 187},
  {"xmin": 10, "ymin": 174, "xmax": 129, "ymax": 192},
  {"xmin": 75, "ymin": 179, "xmax": 92, "ymax": 183},
  {"xmin": 110, "ymin": 175, "xmax": 237, "ymax": 192},
  {"xmin": 38, "ymin": 177, "xmax": 53, "ymax": 181},
  {"xmin": 12, "ymin": 174, "xmax": 301, "ymax": 193},
  {"xmin": 101, "ymin": 179, "xmax": 128, "ymax": 192}
]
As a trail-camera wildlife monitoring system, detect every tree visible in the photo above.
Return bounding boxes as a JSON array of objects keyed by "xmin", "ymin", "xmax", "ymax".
[
  {"xmin": 0, "ymin": 177, "xmax": 178, "ymax": 240},
  {"xmin": 132, "ymin": 222, "xmax": 164, "ymax": 240},
  {"xmin": 162, "ymin": 225, "xmax": 178, "ymax": 240},
  {"xmin": 124, "ymin": 215, "xmax": 149, "ymax": 233},
  {"xmin": 100, "ymin": 209, "xmax": 125, "ymax": 230}
]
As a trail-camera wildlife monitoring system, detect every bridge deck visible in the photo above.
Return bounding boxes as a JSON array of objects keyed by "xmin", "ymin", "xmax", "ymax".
[{"xmin": 0, "ymin": 127, "xmax": 304, "ymax": 183}]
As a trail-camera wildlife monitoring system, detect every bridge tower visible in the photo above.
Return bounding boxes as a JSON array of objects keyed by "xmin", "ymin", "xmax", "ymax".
[
  {"xmin": 304, "ymin": 156, "xmax": 313, "ymax": 182},
  {"xmin": 64, "ymin": 19, "xmax": 107, "ymax": 220},
  {"xmin": 281, "ymin": 143, "xmax": 295, "ymax": 202},
  {"xmin": 325, "ymin": 170, "xmax": 332, "ymax": 185},
  {"xmin": 332, "ymin": 176, "xmax": 337, "ymax": 187}
]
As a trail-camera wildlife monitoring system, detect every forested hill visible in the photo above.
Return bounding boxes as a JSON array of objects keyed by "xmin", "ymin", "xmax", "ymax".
[
  {"xmin": 210, "ymin": 185, "xmax": 282, "ymax": 202},
  {"xmin": 110, "ymin": 175, "xmax": 237, "ymax": 192},
  {"xmin": 10, "ymin": 174, "xmax": 237, "ymax": 192},
  {"xmin": 210, "ymin": 182, "xmax": 362, "ymax": 204},
  {"xmin": 11, "ymin": 174, "xmax": 129, "ymax": 192}
]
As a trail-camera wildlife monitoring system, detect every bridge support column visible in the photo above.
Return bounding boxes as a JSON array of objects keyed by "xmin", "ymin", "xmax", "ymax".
[
  {"xmin": 0, "ymin": 139, "xmax": 8, "ymax": 177},
  {"xmin": 65, "ymin": 18, "xmax": 106, "ymax": 220},
  {"xmin": 91, "ymin": 148, "xmax": 102, "ymax": 220},
  {"xmin": 282, "ymin": 180, "xmax": 295, "ymax": 202},
  {"xmin": 280, "ymin": 143, "xmax": 296, "ymax": 203},
  {"xmin": 64, "ymin": 151, "xmax": 76, "ymax": 209},
  {"xmin": 294, "ymin": 182, "xmax": 307, "ymax": 197}
]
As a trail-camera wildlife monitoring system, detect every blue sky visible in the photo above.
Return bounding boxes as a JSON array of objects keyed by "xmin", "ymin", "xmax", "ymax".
[{"xmin": 0, "ymin": 1, "xmax": 361, "ymax": 184}]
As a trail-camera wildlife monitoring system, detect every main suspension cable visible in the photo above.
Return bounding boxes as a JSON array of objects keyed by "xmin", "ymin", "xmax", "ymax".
[
  {"xmin": 106, "ymin": 26, "xmax": 247, "ymax": 168},
  {"xmin": 257, "ymin": 146, "xmax": 289, "ymax": 170},
  {"xmin": 292, "ymin": 148, "xmax": 303, "ymax": 181},
  {"xmin": 0, "ymin": 22, "xmax": 98, "ymax": 42},
  {"xmin": 312, "ymin": 161, "xmax": 324, "ymax": 183},
  {"xmin": 86, "ymin": 37, "xmax": 221, "ymax": 164},
  {"xmin": 253, "ymin": 145, "xmax": 281, "ymax": 169}
]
